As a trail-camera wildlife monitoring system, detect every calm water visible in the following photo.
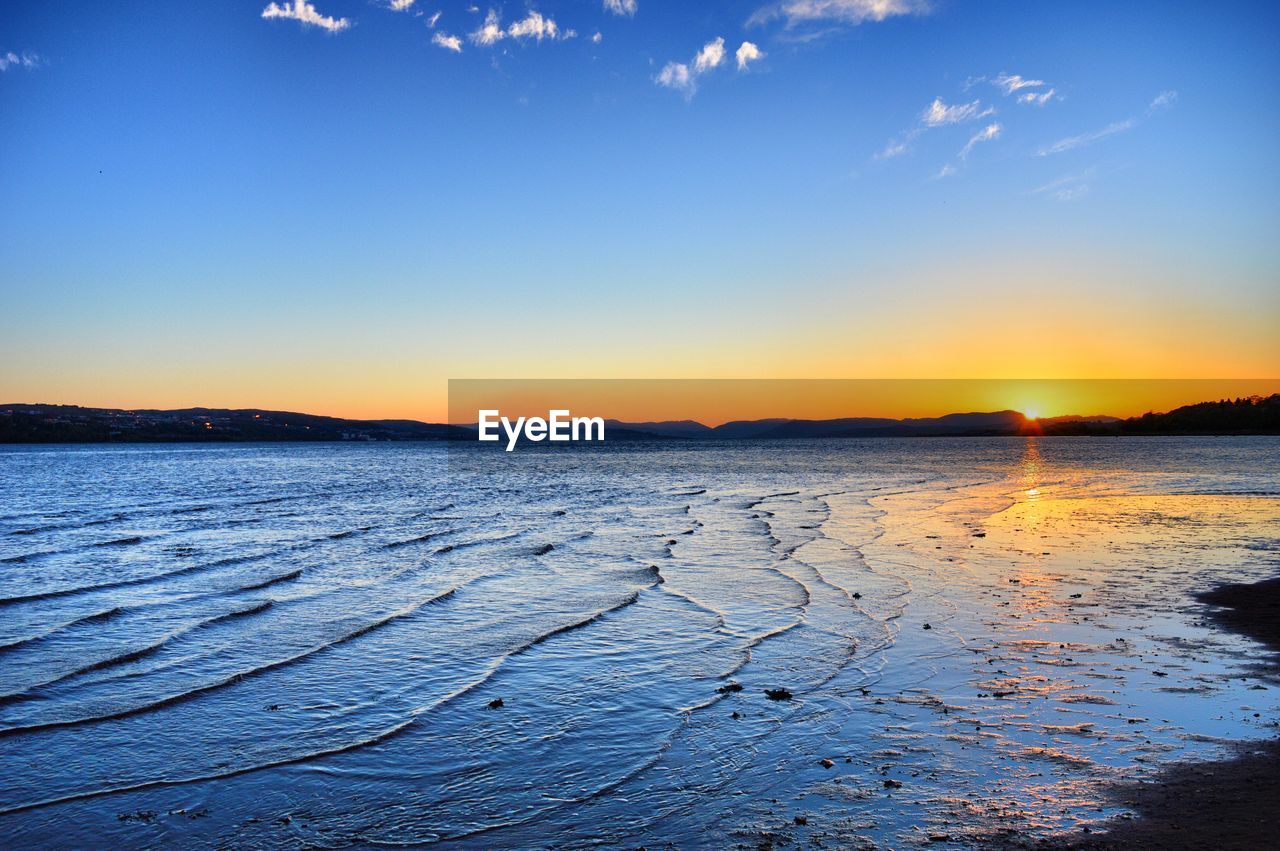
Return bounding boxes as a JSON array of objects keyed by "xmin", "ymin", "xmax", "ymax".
[{"xmin": 0, "ymin": 438, "xmax": 1277, "ymax": 847}]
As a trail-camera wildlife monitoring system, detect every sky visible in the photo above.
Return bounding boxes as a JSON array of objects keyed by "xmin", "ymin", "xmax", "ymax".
[{"xmin": 1, "ymin": 0, "xmax": 1278, "ymax": 421}]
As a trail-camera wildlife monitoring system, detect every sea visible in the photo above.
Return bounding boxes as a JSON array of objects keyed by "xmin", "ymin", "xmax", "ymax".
[{"xmin": 0, "ymin": 438, "xmax": 1277, "ymax": 847}]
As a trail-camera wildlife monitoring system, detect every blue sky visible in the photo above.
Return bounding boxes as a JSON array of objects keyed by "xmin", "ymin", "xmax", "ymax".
[{"xmin": 1, "ymin": 1, "xmax": 1277, "ymax": 418}]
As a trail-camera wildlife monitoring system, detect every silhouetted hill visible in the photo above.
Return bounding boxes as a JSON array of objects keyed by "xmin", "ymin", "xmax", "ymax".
[
  {"xmin": 1118, "ymin": 394, "xmax": 1280, "ymax": 435},
  {"xmin": 0, "ymin": 405, "xmax": 469, "ymax": 443},
  {"xmin": 3, "ymin": 395, "xmax": 1276, "ymax": 443}
]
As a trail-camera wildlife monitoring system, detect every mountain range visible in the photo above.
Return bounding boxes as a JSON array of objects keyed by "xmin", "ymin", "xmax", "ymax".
[{"xmin": 1, "ymin": 395, "xmax": 1275, "ymax": 443}]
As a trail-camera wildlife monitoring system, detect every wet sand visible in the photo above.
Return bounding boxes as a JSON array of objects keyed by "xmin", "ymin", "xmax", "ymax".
[{"xmin": 1048, "ymin": 575, "xmax": 1280, "ymax": 850}]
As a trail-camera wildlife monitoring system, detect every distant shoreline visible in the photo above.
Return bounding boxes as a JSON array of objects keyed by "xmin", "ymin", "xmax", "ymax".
[
  {"xmin": 3, "ymin": 396, "xmax": 1277, "ymax": 444},
  {"xmin": 3, "ymin": 434, "xmax": 1280, "ymax": 447}
]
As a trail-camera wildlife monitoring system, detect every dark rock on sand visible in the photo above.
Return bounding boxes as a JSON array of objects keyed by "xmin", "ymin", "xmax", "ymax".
[{"xmin": 118, "ymin": 810, "xmax": 158, "ymax": 823}]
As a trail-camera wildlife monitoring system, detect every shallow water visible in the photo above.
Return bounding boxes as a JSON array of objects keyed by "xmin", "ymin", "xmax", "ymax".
[{"xmin": 0, "ymin": 438, "xmax": 1277, "ymax": 847}]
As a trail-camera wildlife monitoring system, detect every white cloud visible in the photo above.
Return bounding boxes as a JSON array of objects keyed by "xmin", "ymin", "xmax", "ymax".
[
  {"xmin": 751, "ymin": 0, "xmax": 929, "ymax": 27},
  {"xmin": 921, "ymin": 98, "xmax": 993, "ymax": 127},
  {"xmin": 694, "ymin": 37, "xmax": 726, "ymax": 73},
  {"xmin": 604, "ymin": 0, "xmax": 638, "ymax": 16},
  {"xmin": 1148, "ymin": 90, "xmax": 1178, "ymax": 113},
  {"xmin": 1018, "ymin": 88, "xmax": 1056, "ymax": 106},
  {"xmin": 508, "ymin": 10, "xmax": 559, "ymax": 40},
  {"xmin": 261, "ymin": 0, "xmax": 351, "ymax": 33},
  {"xmin": 1038, "ymin": 118, "xmax": 1136, "ymax": 156},
  {"xmin": 992, "ymin": 72, "xmax": 1043, "ymax": 95},
  {"xmin": 469, "ymin": 8, "xmax": 568, "ymax": 45},
  {"xmin": 433, "ymin": 31, "xmax": 463, "ymax": 52},
  {"xmin": 657, "ymin": 37, "xmax": 732, "ymax": 97},
  {"xmin": 1051, "ymin": 184, "xmax": 1089, "ymax": 201},
  {"xmin": 959, "ymin": 122, "xmax": 1001, "ymax": 158},
  {"xmin": 427, "ymin": 11, "xmax": 442, "ymax": 27},
  {"xmin": 878, "ymin": 137, "xmax": 912, "ymax": 159},
  {"xmin": 470, "ymin": 8, "xmax": 505, "ymax": 44},
  {"xmin": 389, "ymin": 0, "xmax": 415, "ymax": 10},
  {"xmin": 736, "ymin": 41, "xmax": 764, "ymax": 71},
  {"xmin": 657, "ymin": 61, "xmax": 693, "ymax": 93},
  {"xmin": 1034, "ymin": 171, "xmax": 1094, "ymax": 201},
  {"xmin": 0, "ymin": 51, "xmax": 41, "ymax": 71},
  {"xmin": 591, "ymin": 31, "xmax": 603, "ymax": 43},
  {"xmin": 934, "ymin": 163, "xmax": 957, "ymax": 179}
]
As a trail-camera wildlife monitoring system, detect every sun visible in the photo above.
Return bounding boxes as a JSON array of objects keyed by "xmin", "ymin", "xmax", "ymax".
[{"xmin": 1024, "ymin": 408, "xmax": 1042, "ymax": 420}]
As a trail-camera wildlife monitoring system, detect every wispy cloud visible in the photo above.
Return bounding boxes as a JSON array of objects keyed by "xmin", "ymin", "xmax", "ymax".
[
  {"xmin": 591, "ymin": 31, "xmax": 603, "ymax": 44},
  {"xmin": 959, "ymin": 122, "xmax": 1001, "ymax": 158},
  {"xmin": 878, "ymin": 134, "xmax": 917, "ymax": 159},
  {"xmin": 1033, "ymin": 169, "xmax": 1095, "ymax": 201},
  {"xmin": 1038, "ymin": 92, "xmax": 1176, "ymax": 156},
  {"xmin": 261, "ymin": 1, "xmax": 351, "ymax": 33},
  {"xmin": 921, "ymin": 97, "xmax": 993, "ymax": 127},
  {"xmin": 603, "ymin": 0, "xmax": 637, "ymax": 16},
  {"xmin": 934, "ymin": 163, "xmax": 957, "ymax": 179},
  {"xmin": 1018, "ymin": 88, "xmax": 1055, "ymax": 106},
  {"xmin": 992, "ymin": 72, "xmax": 1043, "ymax": 95},
  {"xmin": 736, "ymin": 41, "xmax": 765, "ymax": 71},
  {"xmin": 507, "ymin": 10, "xmax": 562, "ymax": 41},
  {"xmin": 427, "ymin": 11, "xmax": 442, "ymax": 27},
  {"xmin": 1039, "ymin": 119, "xmax": 1136, "ymax": 155},
  {"xmin": 657, "ymin": 36, "xmax": 730, "ymax": 97},
  {"xmin": 987, "ymin": 72, "xmax": 1058, "ymax": 106},
  {"xmin": 433, "ymin": 32, "xmax": 463, "ymax": 52},
  {"xmin": 0, "ymin": 51, "xmax": 41, "ymax": 72},
  {"xmin": 750, "ymin": 0, "xmax": 929, "ymax": 28},
  {"xmin": 1148, "ymin": 90, "xmax": 1178, "ymax": 114}
]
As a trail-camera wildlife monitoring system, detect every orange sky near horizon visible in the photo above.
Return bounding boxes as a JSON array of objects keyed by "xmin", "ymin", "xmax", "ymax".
[{"xmin": 444, "ymin": 379, "xmax": 1280, "ymax": 427}]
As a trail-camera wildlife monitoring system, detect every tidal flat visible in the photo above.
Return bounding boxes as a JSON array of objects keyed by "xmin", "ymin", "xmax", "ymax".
[{"xmin": 0, "ymin": 438, "xmax": 1276, "ymax": 848}]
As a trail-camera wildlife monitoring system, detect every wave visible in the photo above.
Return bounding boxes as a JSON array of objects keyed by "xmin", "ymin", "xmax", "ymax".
[
  {"xmin": 384, "ymin": 530, "xmax": 452, "ymax": 549},
  {"xmin": 94, "ymin": 535, "xmax": 145, "ymax": 547},
  {"xmin": 235, "ymin": 569, "xmax": 303, "ymax": 592},
  {"xmin": 0, "ymin": 535, "xmax": 333, "ymax": 607},
  {"xmin": 0, "ymin": 601, "xmax": 277, "ymax": 703},
  {"xmin": 0, "ymin": 606, "xmax": 125, "ymax": 655},
  {"xmin": 0, "ymin": 589, "xmax": 458, "ymax": 738},
  {"xmin": 434, "ymin": 530, "xmax": 523, "ymax": 556},
  {"xmin": 0, "ymin": 582, "xmax": 659, "ymax": 817},
  {"xmin": 6, "ymin": 514, "xmax": 125, "ymax": 537}
]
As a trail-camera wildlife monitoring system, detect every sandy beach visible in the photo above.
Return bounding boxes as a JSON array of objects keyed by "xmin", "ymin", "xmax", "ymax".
[{"xmin": 1046, "ymin": 575, "xmax": 1280, "ymax": 850}]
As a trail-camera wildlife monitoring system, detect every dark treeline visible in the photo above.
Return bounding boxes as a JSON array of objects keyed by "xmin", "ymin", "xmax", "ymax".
[{"xmin": 1042, "ymin": 395, "xmax": 1280, "ymax": 436}]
